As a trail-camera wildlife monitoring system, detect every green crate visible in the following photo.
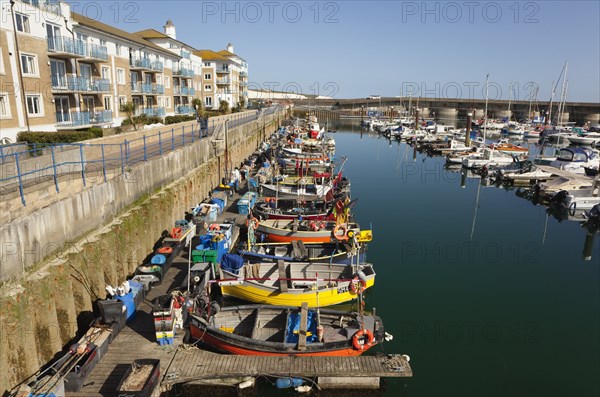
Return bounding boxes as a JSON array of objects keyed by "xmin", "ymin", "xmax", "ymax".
[{"xmin": 192, "ymin": 249, "xmax": 218, "ymax": 264}]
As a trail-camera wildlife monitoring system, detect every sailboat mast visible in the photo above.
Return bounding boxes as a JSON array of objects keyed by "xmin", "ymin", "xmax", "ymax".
[{"xmin": 483, "ymin": 74, "xmax": 489, "ymax": 141}]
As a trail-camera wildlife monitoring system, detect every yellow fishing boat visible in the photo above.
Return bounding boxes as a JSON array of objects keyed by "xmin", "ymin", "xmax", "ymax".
[{"xmin": 218, "ymin": 261, "xmax": 375, "ymax": 308}]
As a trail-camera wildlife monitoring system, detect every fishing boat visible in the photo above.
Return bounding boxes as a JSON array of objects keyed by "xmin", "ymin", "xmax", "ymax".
[
  {"xmin": 489, "ymin": 139, "xmax": 529, "ymax": 155},
  {"xmin": 253, "ymin": 198, "xmax": 333, "ymax": 221},
  {"xmin": 188, "ymin": 304, "xmax": 388, "ymax": 356},
  {"xmin": 237, "ymin": 241, "xmax": 367, "ymax": 265},
  {"xmin": 218, "ymin": 261, "xmax": 375, "ymax": 307},
  {"xmin": 255, "ymin": 219, "xmax": 367, "ymax": 244},
  {"xmin": 260, "ymin": 181, "xmax": 334, "ymax": 200}
]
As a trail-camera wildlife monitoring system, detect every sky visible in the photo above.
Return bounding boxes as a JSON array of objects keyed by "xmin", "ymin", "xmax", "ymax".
[{"xmin": 72, "ymin": 0, "xmax": 599, "ymax": 102}]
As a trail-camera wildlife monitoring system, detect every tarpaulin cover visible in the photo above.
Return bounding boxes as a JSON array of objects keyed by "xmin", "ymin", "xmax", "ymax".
[
  {"xmin": 285, "ymin": 310, "xmax": 318, "ymax": 344},
  {"xmin": 220, "ymin": 254, "xmax": 244, "ymax": 275}
]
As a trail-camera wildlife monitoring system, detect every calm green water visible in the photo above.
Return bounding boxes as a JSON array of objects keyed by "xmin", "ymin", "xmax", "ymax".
[
  {"xmin": 186, "ymin": 123, "xmax": 599, "ymax": 397},
  {"xmin": 335, "ymin": 122, "xmax": 600, "ymax": 396}
]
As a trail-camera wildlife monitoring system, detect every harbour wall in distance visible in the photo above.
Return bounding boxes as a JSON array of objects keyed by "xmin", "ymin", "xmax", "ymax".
[{"xmin": 0, "ymin": 109, "xmax": 283, "ymax": 393}]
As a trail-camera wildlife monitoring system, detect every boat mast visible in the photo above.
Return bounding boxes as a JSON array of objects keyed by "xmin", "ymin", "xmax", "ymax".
[
  {"xmin": 483, "ymin": 74, "xmax": 489, "ymax": 141},
  {"xmin": 557, "ymin": 62, "xmax": 569, "ymax": 128},
  {"xmin": 507, "ymin": 81, "xmax": 513, "ymax": 124}
]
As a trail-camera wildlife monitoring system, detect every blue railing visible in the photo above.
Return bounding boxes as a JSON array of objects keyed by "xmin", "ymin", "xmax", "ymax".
[
  {"xmin": 52, "ymin": 76, "xmax": 109, "ymax": 92},
  {"xmin": 181, "ymin": 50, "xmax": 191, "ymax": 59},
  {"xmin": 47, "ymin": 36, "xmax": 85, "ymax": 57},
  {"xmin": 1, "ymin": 107, "xmax": 280, "ymax": 206},
  {"xmin": 142, "ymin": 107, "xmax": 166, "ymax": 117}
]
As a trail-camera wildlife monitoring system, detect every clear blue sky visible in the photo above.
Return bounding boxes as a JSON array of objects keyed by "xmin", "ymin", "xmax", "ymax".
[{"xmin": 75, "ymin": 1, "xmax": 599, "ymax": 102}]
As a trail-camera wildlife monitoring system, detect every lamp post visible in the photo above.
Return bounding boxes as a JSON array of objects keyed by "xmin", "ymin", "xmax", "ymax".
[
  {"xmin": 360, "ymin": 105, "xmax": 364, "ymax": 123},
  {"xmin": 390, "ymin": 106, "xmax": 394, "ymax": 120},
  {"xmin": 466, "ymin": 112, "xmax": 473, "ymax": 146}
]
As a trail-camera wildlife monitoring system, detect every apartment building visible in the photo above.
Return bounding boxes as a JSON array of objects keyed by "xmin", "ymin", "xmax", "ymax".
[
  {"xmin": 195, "ymin": 44, "xmax": 248, "ymax": 111},
  {"xmin": 135, "ymin": 21, "xmax": 204, "ymax": 116},
  {"xmin": 0, "ymin": 1, "xmax": 249, "ymax": 142}
]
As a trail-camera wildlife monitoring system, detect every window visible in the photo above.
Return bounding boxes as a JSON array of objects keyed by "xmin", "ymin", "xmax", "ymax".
[
  {"xmin": 204, "ymin": 85, "xmax": 212, "ymax": 92},
  {"xmin": 0, "ymin": 93, "xmax": 10, "ymax": 118},
  {"xmin": 205, "ymin": 97, "xmax": 212, "ymax": 107},
  {"xmin": 20, "ymin": 54, "xmax": 37, "ymax": 76},
  {"xmin": 0, "ymin": 52, "xmax": 4, "ymax": 75},
  {"xmin": 204, "ymin": 73, "xmax": 211, "ymax": 80},
  {"xmin": 165, "ymin": 76, "xmax": 170, "ymax": 88},
  {"xmin": 116, "ymin": 44, "xmax": 122, "ymax": 56},
  {"xmin": 156, "ymin": 75, "xmax": 163, "ymax": 85},
  {"xmin": 116, "ymin": 68, "xmax": 125, "ymax": 84},
  {"xmin": 204, "ymin": 62, "xmax": 211, "ymax": 67},
  {"xmin": 101, "ymin": 66, "xmax": 110, "ymax": 82},
  {"xmin": 104, "ymin": 96, "xmax": 112, "ymax": 110},
  {"xmin": 118, "ymin": 96, "xmax": 127, "ymax": 108},
  {"xmin": 165, "ymin": 97, "xmax": 171, "ymax": 108},
  {"xmin": 100, "ymin": 39, "xmax": 106, "ymax": 46},
  {"xmin": 15, "ymin": 13, "xmax": 30, "ymax": 33},
  {"xmin": 157, "ymin": 97, "xmax": 163, "ymax": 107},
  {"xmin": 26, "ymin": 94, "xmax": 43, "ymax": 116}
]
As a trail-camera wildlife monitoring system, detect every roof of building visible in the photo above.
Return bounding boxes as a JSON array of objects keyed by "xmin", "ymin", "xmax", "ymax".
[
  {"xmin": 134, "ymin": 29, "xmax": 198, "ymax": 51},
  {"xmin": 194, "ymin": 50, "xmax": 230, "ymax": 61},
  {"xmin": 217, "ymin": 49, "xmax": 246, "ymax": 62},
  {"xmin": 165, "ymin": 19, "xmax": 174, "ymax": 27},
  {"xmin": 71, "ymin": 13, "xmax": 178, "ymax": 58}
]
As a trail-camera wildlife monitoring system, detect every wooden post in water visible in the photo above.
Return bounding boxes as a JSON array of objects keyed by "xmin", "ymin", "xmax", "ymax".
[
  {"xmin": 414, "ymin": 108, "xmax": 420, "ymax": 131},
  {"xmin": 465, "ymin": 112, "xmax": 472, "ymax": 146}
]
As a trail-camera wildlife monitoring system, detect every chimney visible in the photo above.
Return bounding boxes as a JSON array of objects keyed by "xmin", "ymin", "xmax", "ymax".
[
  {"xmin": 164, "ymin": 19, "xmax": 176, "ymax": 39},
  {"xmin": 227, "ymin": 43, "xmax": 234, "ymax": 53}
]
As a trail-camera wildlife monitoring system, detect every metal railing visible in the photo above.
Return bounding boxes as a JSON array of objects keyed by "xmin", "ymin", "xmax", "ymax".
[
  {"xmin": 47, "ymin": 36, "xmax": 86, "ymax": 57},
  {"xmin": 87, "ymin": 43, "xmax": 108, "ymax": 60},
  {"xmin": 1, "ymin": 107, "xmax": 282, "ymax": 206},
  {"xmin": 173, "ymin": 68, "xmax": 194, "ymax": 78},
  {"xmin": 55, "ymin": 110, "xmax": 113, "ymax": 126},
  {"xmin": 175, "ymin": 105, "xmax": 193, "ymax": 114},
  {"xmin": 52, "ymin": 75, "xmax": 110, "ymax": 92},
  {"xmin": 130, "ymin": 57, "xmax": 164, "ymax": 72}
]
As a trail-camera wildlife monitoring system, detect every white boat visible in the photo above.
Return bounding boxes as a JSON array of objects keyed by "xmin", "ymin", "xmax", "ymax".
[
  {"xmin": 462, "ymin": 148, "xmax": 520, "ymax": 169},
  {"xmin": 550, "ymin": 179, "xmax": 600, "ymax": 210},
  {"xmin": 549, "ymin": 147, "xmax": 599, "ymax": 175},
  {"xmin": 567, "ymin": 134, "xmax": 600, "ymax": 146},
  {"xmin": 261, "ymin": 182, "xmax": 333, "ymax": 200}
]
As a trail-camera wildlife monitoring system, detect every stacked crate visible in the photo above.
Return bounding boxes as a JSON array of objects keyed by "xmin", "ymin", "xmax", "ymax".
[{"xmin": 152, "ymin": 295, "xmax": 175, "ymax": 346}]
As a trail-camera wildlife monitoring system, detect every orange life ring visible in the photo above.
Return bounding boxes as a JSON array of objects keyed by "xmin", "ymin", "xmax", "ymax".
[
  {"xmin": 157, "ymin": 246, "xmax": 173, "ymax": 254},
  {"xmin": 352, "ymin": 329, "xmax": 374, "ymax": 351},
  {"xmin": 209, "ymin": 224, "xmax": 220, "ymax": 231},
  {"xmin": 349, "ymin": 276, "xmax": 366, "ymax": 294},
  {"xmin": 171, "ymin": 227, "xmax": 182, "ymax": 239},
  {"xmin": 333, "ymin": 223, "xmax": 349, "ymax": 241},
  {"xmin": 246, "ymin": 217, "xmax": 260, "ymax": 229}
]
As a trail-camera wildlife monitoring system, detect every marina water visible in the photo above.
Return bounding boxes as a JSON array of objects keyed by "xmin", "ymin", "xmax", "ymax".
[{"xmin": 187, "ymin": 121, "xmax": 599, "ymax": 396}]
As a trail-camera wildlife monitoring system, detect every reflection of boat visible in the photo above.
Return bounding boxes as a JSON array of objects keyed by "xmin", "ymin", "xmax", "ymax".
[
  {"xmin": 218, "ymin": 261, "xmax": 375, "ymax": 307},
  {"xmin": 549, "ymin": 179, "xmax": 600, "ymax": 211},
  {"xmin": 188, "ymin": 304, "xmax": 387, "ymax": 356}
]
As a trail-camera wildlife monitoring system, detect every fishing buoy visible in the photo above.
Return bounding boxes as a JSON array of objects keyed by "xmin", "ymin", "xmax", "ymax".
[
  {"xmin": 237, "ymin": 378, "xmax": 255, "ymax": 389},
  {"xmin": 352, "ymin": 329, "xmax": 374, "ymax": 351},
  {"xmin": 402, "ymin": 354, "xmax": 411, "ymax": 362},
  {"xmin": 275, "ymin": 377, "xmax": 304, "ymax": 389}
]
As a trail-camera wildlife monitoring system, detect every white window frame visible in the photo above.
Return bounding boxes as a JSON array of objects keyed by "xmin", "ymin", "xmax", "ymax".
[
  {"xmin": 118, "ymin": 96, "xmax": 127, "ymax": 108},
  {"xmin": 103, "ymin": 96, "xmax": 112, "ymax": 111},
  {"xmin": 116, "ymin": 68, "xmax": 125, "ymax": 84},
  {"xmin": 20, "ymin": 53, "xmax": 38, "ymax": 77},
  {"xmin": 15, "ymin": 13, "xmax": 30, "ymax": 33},
  {"xmin": 205, "ymin": 96, "xmax": 212, "ymax": 107},
  {"xmin": 204, "ymin": 85, "xmax": 212, "ymax": 92},
  {"xmin": 165, "ymin": 76, "xmax": 170, "ymax": 88},
  {"xmin": 101, "ymin": 66, "xmax": 111, "ymax": 82},
  {"xmin": 204, "ymin": 73, "xmax": 212, "ymax": 80},
  {"xmin": 0, "ymin": 52, "xmax": 5, "ymax": 75},
  {"xmin": 0, "ymin": 92, "xmax": 11, "ymax": 119},
  {"xmin": 25, "ymin": 93, "xmax": 43, "ymax": 117}
]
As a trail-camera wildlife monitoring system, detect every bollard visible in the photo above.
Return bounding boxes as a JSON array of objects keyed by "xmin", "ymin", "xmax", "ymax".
[
  {"xmin": 50, "ymin": 146, "xmax": 59, "ymax": 193},
  {"xmin": 79, "ymin": 144, "xmax": 86, "ymax": 186}
]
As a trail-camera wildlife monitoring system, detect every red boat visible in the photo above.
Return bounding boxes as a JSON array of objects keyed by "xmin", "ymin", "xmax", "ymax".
[
  {"xmin": 188, "ymin": 304, "xmax": 387, "ymax": 356},
  {"xmin": 255, "ymin": 219, "xmax": 361, "ymax": 243}
]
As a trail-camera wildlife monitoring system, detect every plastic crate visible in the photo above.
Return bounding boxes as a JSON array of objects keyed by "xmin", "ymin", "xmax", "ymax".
[
  {"xmin": 98, "ymin": 300, "xmax": 126, "ymax": 324},
  {"xmin": 238, "ymin": 199, "xmax": 250, "ymax": 215},
  {"xmin": 192, "ymin": 249, "xmax": 218, "ymax": 264}
]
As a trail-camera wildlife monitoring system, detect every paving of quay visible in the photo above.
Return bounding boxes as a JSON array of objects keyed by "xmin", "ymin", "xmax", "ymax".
[{"xmin": 66, "ymin": 179, "xmax": 412, "ymax": 397}]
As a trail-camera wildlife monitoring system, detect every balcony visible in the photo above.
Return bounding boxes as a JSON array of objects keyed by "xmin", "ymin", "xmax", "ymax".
[
  {"xmin": 173, "ymin": 68, "xmax": 194, "ymax": 78},
  {"xmin": 217, "ymin": 68, "xmax": 231, "ymax": 74},
  {"xmin": 240, "ymin": 71, "xmax": 248, "ymax": 77},
  {"xmin": 175, "ymin": 106, "xmax": 193, "ymax": 115},
  {"xmin": 86, "ymin": 43, "xmax": 108, "ymax": 62},
  {"xmin": 55, "ymin": 110, "xmax": 113, "ymax": 128},
  {"xmin": 239, "ymin": 81, "xmax": 248, "ymax": 87},
  {"xmin": 174, "ymin": 86, "xmax": 194, "ymax": 96},
  {"xmin": 141, "ymin": 107, "xmax": 166, "ymax": 117},
  {"xmin": 140, "ymin": 83, "xmax": 165, "ymax": 95},
  {"xmin": 181, "ymin": 50, "xmax": 191, "ymax": 59},
  {"xmin": 52, "ymin": 75, "xmax": 110, "ymax": 93},
  {"xmin": 47, "ymin": 36, "xmax": 86, "ymax": 58},
  {"xmin": 25, "ymin": 0, "xmax": 63, "ymax": 16},
  {"xmin": 216, "ymin": 78, "xmax": 230, "ymax": 85},
  {"xmin": 130, "ymin": 57, "xmax": 164, "ymax": 72}
]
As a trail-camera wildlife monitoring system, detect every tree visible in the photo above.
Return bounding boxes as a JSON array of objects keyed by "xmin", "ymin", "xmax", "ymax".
[
  {"xmin": 191, "ymin": 97, "xmax": 204, "ymax": 116},
  {"xmin": 218, "ymin": 100, "xmax": 230, "ymax": 115},
  {"xmin": 120, "ymin": 102, "xmax": 137, "ymax": 130},
  {"xmin": 238, "ymin": 97, "xmax": 246, "ymax": 110}
]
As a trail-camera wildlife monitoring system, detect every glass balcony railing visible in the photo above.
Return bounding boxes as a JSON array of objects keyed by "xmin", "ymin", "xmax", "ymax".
[
  {"xmin": 51, "ymin": 75, "xmax": 109, "ymax": 92},
  {"xmin": 173, "ymin": 68, "xmax": 194, "ymax": 77},
  {"xmin": 175, "ymin": 106, "xmax": 193, "ymax": 114},
  {"xmin": 47, "ymin": 36, "xmax": 86, "ymax": 57},
  {"xmin": 240, "ymin": 71, "xmax": 248, "ymax": 77},
  {"xmin": 130, "ymin": 57, "xmax": 164, "ymax": 72},
  {"xmin": 142, "ymin": 107, "xmax": 166, "ymax": 117},
  {"xmin": 87, "ymin": 43, "xmax": 108, "ymax": 60},
  {"xmin": 56, "ymin": 110, "xmax": 112, "ymax": 126}
]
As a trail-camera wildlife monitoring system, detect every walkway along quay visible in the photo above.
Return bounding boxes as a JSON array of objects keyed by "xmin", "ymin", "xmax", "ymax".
[{"xmin": 0, "ymin": 106, "xmax": 285, "ymax": 392}]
